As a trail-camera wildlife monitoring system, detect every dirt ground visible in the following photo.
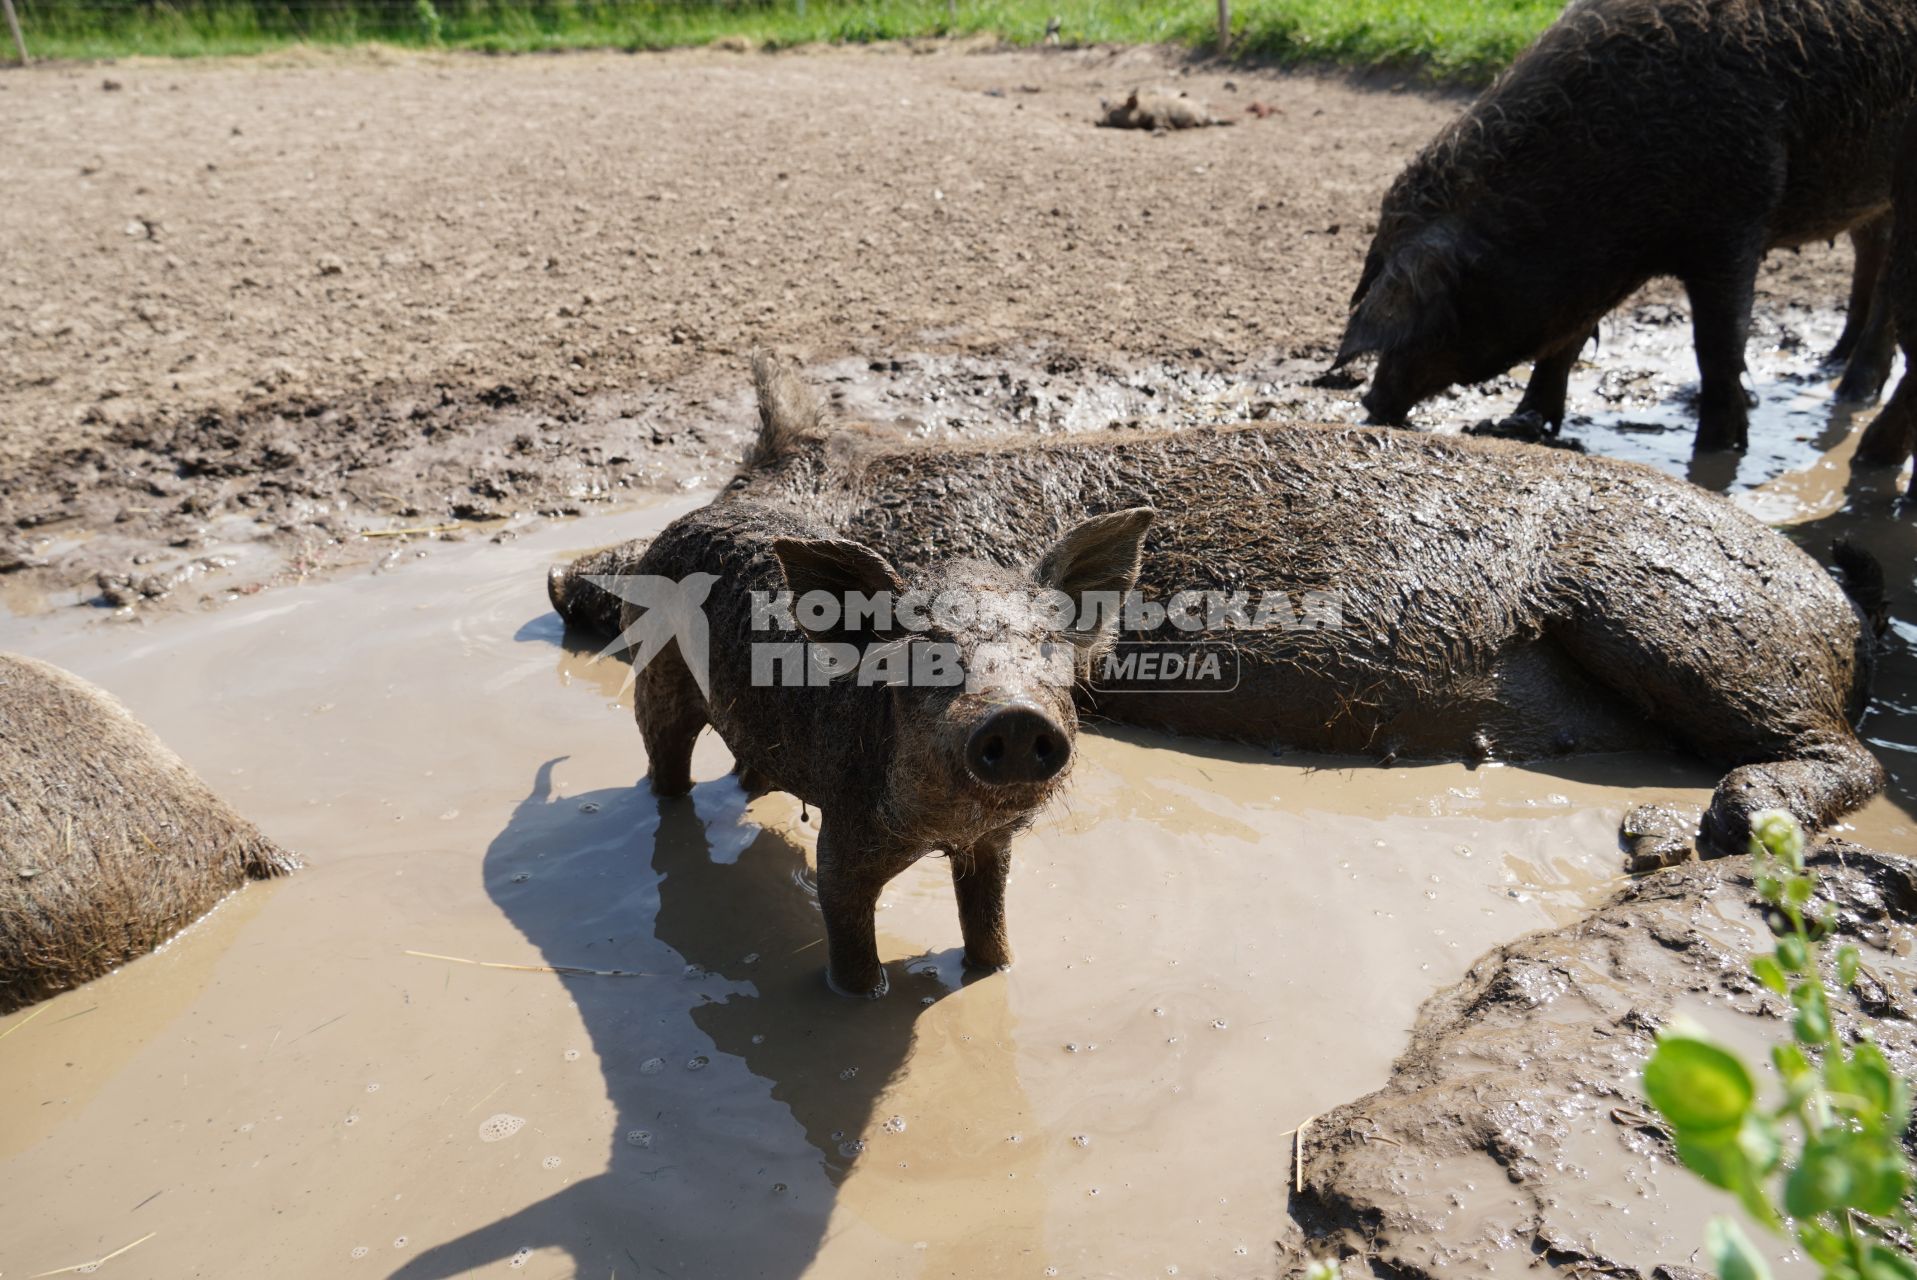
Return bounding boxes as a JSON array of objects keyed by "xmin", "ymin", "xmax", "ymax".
[
  {"xmin": 0, "ymin": 42, "xmax": 1855, "ymax": 604},
  {"xmin": 3, "ymin": 41, "xmax": 1911, "ymax": 1280}
]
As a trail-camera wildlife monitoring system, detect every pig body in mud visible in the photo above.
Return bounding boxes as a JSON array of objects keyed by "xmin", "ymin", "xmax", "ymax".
[
  {"xmin": 550, "ymin": 490, "xmax": 1152, "ymax": 997},
  {"xmin": 1854, "ymin": 114, "xmax": 1917, "ymax": 493},
  {"xmin": 0, "ymin": 653, "xmax": 298, "ymax": 1012},
  {"xmin": 655, "ymin": 361, "xmax": 1887, "ymax": 868},
  {"xmin": 1338, "ymin": 0, "xmax": 1917, "ymax": 450}
]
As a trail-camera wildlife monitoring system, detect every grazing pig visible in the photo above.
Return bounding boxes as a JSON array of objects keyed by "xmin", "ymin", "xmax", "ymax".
[
  {"xmin": 1097, "ymin": 90, "xmax": 1233, "ymax": 132},
  {"xmin": 1336, "ymin": 0, "xmax": 1917, "ymax": 450},
  {"xmin": 1853, "ymin": 115, "xmax": 1917, "ymax": 494},
  {"xmin": 710, "ymin": 358, "xmax": 1884, "ymax": 869},
  {"xmin": 0, "ymin": 653, "xmax": 298, "ymax": 1012},
  {"xmin": 549, "ymin": 496, "xmax": 1153, "ymax": 997}
]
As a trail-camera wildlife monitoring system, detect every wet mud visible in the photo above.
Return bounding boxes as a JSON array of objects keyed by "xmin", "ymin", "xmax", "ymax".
[
  {"xmin": 7, "ymin": 502, "xmax": 1907, "ymax": 1277},
  {"xmin": 3, "ymin": 43, "xmax": 1917, "ymax": 1280}
]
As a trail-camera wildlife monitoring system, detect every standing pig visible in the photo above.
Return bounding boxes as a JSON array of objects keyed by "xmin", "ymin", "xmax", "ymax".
[
  {"xmin": 706, "ymin": 357, "xmax": 1884, "ymax": 869},
  {"xmin": 1336, "ymin": 0, "xmax": 1917, "ymax": 450},
  {"xmin": 0, "ymin": 653, "xmax": 298, "ymax": 1012},
  {"xmin": 549, "ymin": 496, "xmax": 1153, "ymax": 997}
]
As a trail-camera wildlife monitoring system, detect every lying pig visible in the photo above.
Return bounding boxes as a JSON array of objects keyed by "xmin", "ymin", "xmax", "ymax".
[
  {"xmin": 1336, "ymin": 0, "xmax": 1917, "ymax": 450},
  {"xmin": 1097, "ymin": 89, "xmax": 1233, "ymax": 132},
  {"xmin": 685, "ymin": 358, "xmax": 1884, "ymax": 869},
  {"xmin": 550, "ymin": 496, "xmax": 1153, "ymax": 997},
  {"xmin": 1853, "ymin": 114, "xmax": 1917, "ymax": 494},
  {"xmin": 0, "ymin": 653, "xmax": 298, "ymax": 1012}
]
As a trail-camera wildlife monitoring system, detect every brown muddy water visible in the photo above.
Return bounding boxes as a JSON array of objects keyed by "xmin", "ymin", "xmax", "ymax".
[{"xmin": 2, "ymin": 311, "xmax": 1917, "ymax": 1278}]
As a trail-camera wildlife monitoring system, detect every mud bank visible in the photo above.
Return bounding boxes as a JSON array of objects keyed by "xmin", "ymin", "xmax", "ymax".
[{"xmin": 1286, "ymin": 844, "xmax": 1917, "ymax": 1278}]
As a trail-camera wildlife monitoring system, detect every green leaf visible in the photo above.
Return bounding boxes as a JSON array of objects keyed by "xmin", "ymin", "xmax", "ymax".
[
  {"xmin": 1645, "ymin": 1038, "xmax": 1756, "ymax": 1136},
  {"xmin": 1771, "ymin": 1043, "xmax": 1812, "ymax": 1083},
  {"xmin": 1839, "ymin": 946, "xmax": 1862, "ymax": 990},
  {"xmin": 1707, "ymin": 1216, "xmax": 1775, "ymax": 1280},
  {"xmin": 1865, "ymin": 1243, "xmax": 1917, "ymax": 1280},
  {"xmin": 1778, "ymin": 935, "xmax": 1810, "ymax": 973},
  {"xmin": 1850, "ymin": 1042, "xmax": 1905, "ymax": 1124},
  {"xmin": 1751, "ymin": 954, "xmax": 1788, "ymax": 995},
  {"xmin": 1784, "ymin": 1138, "xmax": 1852, "ymax": 1218}
]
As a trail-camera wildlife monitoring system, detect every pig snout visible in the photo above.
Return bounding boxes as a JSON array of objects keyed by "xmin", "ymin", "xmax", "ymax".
[{"xmin": 965, "ymin": 705, "xmax": 1069, "ymax": 786}]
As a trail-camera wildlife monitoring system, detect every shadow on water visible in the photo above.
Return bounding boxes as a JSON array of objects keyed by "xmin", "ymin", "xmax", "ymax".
[{"xmin": 388, "ymin": 744, "xmax": 968, "ymax": 1278}]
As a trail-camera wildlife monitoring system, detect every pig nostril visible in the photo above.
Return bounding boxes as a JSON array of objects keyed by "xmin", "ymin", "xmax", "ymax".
[
  {"xmin": 980, "ymin": 736, "xmax": 1005, "ymax": 767},
  {"xmin": 1033, "ymin": 733, "xmax": 1056, "ymax": 763}
]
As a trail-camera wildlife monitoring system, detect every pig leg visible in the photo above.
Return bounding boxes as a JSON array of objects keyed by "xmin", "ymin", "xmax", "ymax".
[
  {"xmin": 1830, "ymin": 216, "xmax": 1890, "ymax": 370},
  {"xmin": 949, "ymin": 829, "xmax": 1015, "ymax": 971},
  {"xmin": 1698, "ymin": 736, "xmax": 1887, "ymax": 857},
  {"xmin": 816, "ymin": 816, "xmax": 920, "ymax": 998},
  {"xmin": 633, "ymin": 640, "xmax": 706, "ymax": 797},
  {"xmin": 1510, "ymin": 330, "xmax": 1592, "ymax": 430},
  {"xmin": 1855, "ymin": 372, "xmax": 1917, "ymax": 479},
  {"xmin": 1684, "ymin": 248, "xmax": 1762, "ymax": 451}
]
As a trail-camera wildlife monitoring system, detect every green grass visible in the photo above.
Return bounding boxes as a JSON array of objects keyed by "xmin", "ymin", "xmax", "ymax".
[{"xmin": 10, "ymin": 0, "xmax": 1563, "ymax": 83}]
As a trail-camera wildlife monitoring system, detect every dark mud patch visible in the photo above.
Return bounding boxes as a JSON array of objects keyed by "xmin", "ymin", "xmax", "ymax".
[{"xmin": 1283, "ymin": 843, "xmax": 1917, "ymax": 1279}]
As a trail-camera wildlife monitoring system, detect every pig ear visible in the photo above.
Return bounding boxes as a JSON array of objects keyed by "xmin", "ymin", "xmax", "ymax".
[
  {"xmin": 771, "ymin": 537, "xmax": 905, "ymax": 644},
  {"xmin": 1036, "ymin": 507, "xmax": 1155, "ymax": 647}
]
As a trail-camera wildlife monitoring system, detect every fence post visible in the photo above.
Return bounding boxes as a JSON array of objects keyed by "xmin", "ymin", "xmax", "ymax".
[
  {"xmin": 1216, "ymin": 0, "xmax": 1229, "ymax": 56},
  {"xmin": 2, "ymin": 0, "xmax": 27, "ymax": 66}
]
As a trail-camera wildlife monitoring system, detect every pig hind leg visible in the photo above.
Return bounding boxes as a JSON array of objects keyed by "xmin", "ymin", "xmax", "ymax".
[
  {"xmin": 634, "ymin": 640, "xmax": 708, "ymax": 797},
  {"xmin": 1698, "ymin": 738, "xmax": 1886, "ymax": 856},
  {"xmin": 1547, "ymin": 608, "xmax": 1880, "ymax": 862},
  {"xmin": 1835, "ymin": 216, "xmax": 1898, "ymax": 405}
]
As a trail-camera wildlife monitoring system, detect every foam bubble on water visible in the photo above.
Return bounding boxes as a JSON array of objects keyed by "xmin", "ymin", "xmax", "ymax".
[
  {"xmin": 640, "ymin": 1057, "xmax": 666, "ymax": 1075},
  {"xmin": 1071, "ymin": 1134, "xmax": 1090, "ymax": 1148},
  {"xmin": 238, "ymin": 1122, "xmax": 254, "ymax": 1133},
  {"xmin": 838, "ymin": 1066, "xmax": 859, "ymax": 1081},
  {"xmin": 1045, "ymin": 1269, "xmax": 1059, "ymax": 1277},
  {"xmin": 510, "ymin": 1247, "xmax": 533, "ymax": 1269},
  {"xmin": 579, "ymin": 801, "xmax": 601, "ymax": 814},
  {"xmin": 751, "ymin": 1034, "xmax": 765, "ymax": 1045},
  {"xmin": 365, "ymin": 1083, "xmax": 380, "ymax": 1093},
  {"xmin": 392, "ymin": 1236, "xmax": 409, "ymax": 1249},
  {"xmin": 920, "ymin": 996, "xmax": 934, "ymax": 1006},
  {"xmin": 542, "ymin": 1155, "xmax": 561, "ymax": 1169},
  {"xmin": 350, "ymin": 1246, "xmax": 368, "ymax": 1259},
  {"xmin": 1007, "ymin": 1132, "xmax": 1023, "ymax": 1143},
  {"xmin": 772, "ymin": 1182, "xmax": 788, "ymax": 1193},
  {"xmin": 563, "ymin": 1049, "xmax": 580, "ymax": 1062},
  {"xmin": 478, "ymin": 1113, "xmax": 525, "ymax": 1143},
  {"xmin": 685, "ymin": 1055, "xmax": 709, "ymax": 1071},
  {"xmin": 882, "ymin": 1115, "xmax": 906, "ymax": 1134},
  {"xmin": 511, "ymin": 872, "xmax": 531, "ymax": 883},
  {"xmin": 343, "ymin": 1114, "xmax": 359, "ymax": 1126},
  {"xmin": 838, "ymin": 1138, "xmax": 867, "ymax": 1158},
  {"xmin": 1212, "ymin": 1019, "xmax": 1228, "ymax": 1030},
  {"xmin": 743, "ymin": 952, "xmax": 760, "ymax": 965},
  {"xmin": 1233, "ymin": 1246, "xmax": 1249, "ymax": 1257},
  {"xmin": 625, "ymin": 1130, "xmax": 652, "ymax": 1148}
]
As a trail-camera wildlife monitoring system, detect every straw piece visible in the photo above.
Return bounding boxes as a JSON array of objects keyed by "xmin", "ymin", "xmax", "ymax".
[{"xmin": 404, "ymin": 949, "xmax": 655, "ymax": 979}]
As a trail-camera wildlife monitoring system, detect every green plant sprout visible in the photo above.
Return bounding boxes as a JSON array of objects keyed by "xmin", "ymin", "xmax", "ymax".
[{"xmin": 1643, "ymin": 811, "xmax": 1916, "ymax": 1280}]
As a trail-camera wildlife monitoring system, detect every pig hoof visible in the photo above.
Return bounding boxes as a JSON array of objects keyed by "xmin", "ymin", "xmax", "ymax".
[
  {"xmin": 826, "ymin": 966, "xmax": 889, "ymax": 1000},
  {"xmin": 1467, "ymin": 410, "xmax": 1554, "ymax": 443},
  {"xmin": 962, "ymin": 952, "xmax": 1012, "ymax": 973},
  {"xmin": 1620, "ymin": 803, "xmax": 1697, "ymax": 872},
  {"xmin": 648, "ymin": 772, "xmax": 694, "ymax": 798},
  {"xmin": 545, "ymin": 564, "xmax": 571, "ymax": 615}
]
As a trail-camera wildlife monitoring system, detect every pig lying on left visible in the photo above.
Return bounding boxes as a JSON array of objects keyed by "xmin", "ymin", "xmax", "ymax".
[
  {"xmin": 550, "ymin": 498, "xmax": 1153, "ymax": 997},
  {"xmin": 0, "ymin": 653, "xmax": 299, "ymax": 1013}
]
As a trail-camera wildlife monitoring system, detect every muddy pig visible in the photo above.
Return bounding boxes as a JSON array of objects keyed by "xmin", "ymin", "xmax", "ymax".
[
  {"xmin": 0, "ymin": 653, "xmax": 298, "ymax": 1012},
  {"xmin": 1853, "ymin": 114, "xmax": 1917, "ymax": 494},
  {"xmin": 705, "ymin": 358, "xmax": 1886, "ymax": 869},
  {"xmin": 548, "ymin": 495, "xmax": 1153, "ymax": 997},
  {"xmin": 1097, "ymin": 89, "xmax": 1234, "ymax": 132},
  {"xmin": 1336, "ymin": 0, "xmax": 1917, "ymax": 450}
]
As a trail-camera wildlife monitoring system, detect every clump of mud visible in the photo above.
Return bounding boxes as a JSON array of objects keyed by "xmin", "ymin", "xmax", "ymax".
[{"xmin": 1284, "ymin": 843, "xmax": 1917, "ymax": 1278}]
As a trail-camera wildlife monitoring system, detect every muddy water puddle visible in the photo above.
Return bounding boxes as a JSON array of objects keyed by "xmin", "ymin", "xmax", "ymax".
[{"xmin": 9, "ymin": 491, "xmax": 1906, "ymax": 1277}]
